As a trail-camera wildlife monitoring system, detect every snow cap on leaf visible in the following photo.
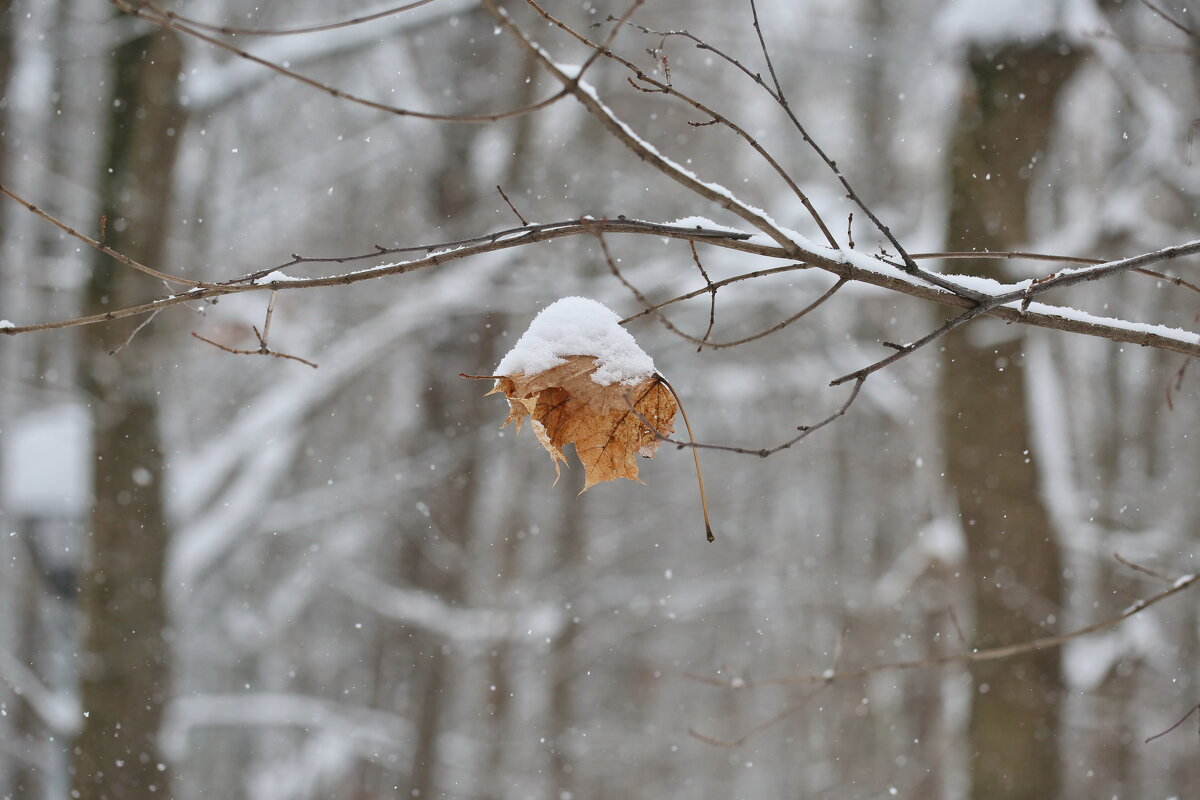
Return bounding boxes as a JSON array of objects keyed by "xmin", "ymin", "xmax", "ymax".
[{"xmin": 495, "ymin": 296, "xmax": 656, "ymax": 386}]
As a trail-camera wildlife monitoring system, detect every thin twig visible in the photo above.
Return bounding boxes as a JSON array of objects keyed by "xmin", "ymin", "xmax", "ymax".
[
  {"xmin": 108, "ymin": 309, "xmax": 162, "ymax": 356},
  {"xmin": 604, "ymin": 16, "xmax": 781, "ymax": 103},
  {"xmin": 619, "ymin": 263, "xmax": 813, "ymax": 324},
  {"xmin": 598, "ymin": 223, "xmax": 843, "ymax": 351},
  {"xmin": 496, "ymin": 185, "xmax": 529, "ymax": 226},
  {"xmin": 688, "ymin": 628, "xmax": 847, "ymax": 747},
  {"xmin": 1145, "ymin": 703, "xmax": 1200, "ymax": 744},
  {"xmin": 1166, "ymin": 357, "xmax": 1191, "ymax": 411},
  {"xmin": 914, "ymin": 250, "xmax": 1099, "ymax": 265},
  {"xmin": 688, "ymin": 684, "xmax": 827, "ymax": 748},
  {"xmin": 656, "ymin": 375, "xmax": 715, "ymax": 542},
  {"xmin": 259, "ymin": 291, "xmax": 279, "ymax": 346},
  {"xmin": 696, "ymin": 279, "xmax": 846, "ymax": 350},
  {"xmin": 689, "ymin": 241, "xmax": 718, "ymax": 349},
  {"xmin": 191, "ymin": 331, "xmax": 318, "ymax": 368},
  {"xmin": 628, "ymin": 274, "xmax": 848, "ymax": 352},
  {"xmin": 635, "ymin": 376, "xmax": 864, "ymax": 458},
  {"xmin": 1114, "ymin": 552, "xmax": 1174, "ymax": 583},
  {"xmin": 593, "ymin": 225, "xmax": 696, "ymax": 344},
  {"xmin": 830, "ymin": 302, "xmax": 989, "ymax": 386}
]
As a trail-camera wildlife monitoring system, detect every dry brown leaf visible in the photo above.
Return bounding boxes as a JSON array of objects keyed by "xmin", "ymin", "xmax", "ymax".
[{"xmin": 484, "ymin": 355, "xmax": 677, "ymax": 490}]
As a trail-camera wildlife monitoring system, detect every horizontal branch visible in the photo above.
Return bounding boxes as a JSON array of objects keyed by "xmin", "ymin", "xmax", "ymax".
[
  {"xmin": 226, "ymin": 217, "xmax": 755, "ymax": 286},
  {"xmin": 0, "ymin": 219, "xmax": 761, "ymax": 334},
  {"xmin": 829, "ymin": 238, "xmax": 1200, "ymax": 385},
  {"xmin": 4, "ymin": 210, "xmax": 1198, "ymax": 366}
]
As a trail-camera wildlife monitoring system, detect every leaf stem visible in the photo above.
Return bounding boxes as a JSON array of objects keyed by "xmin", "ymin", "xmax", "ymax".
[{"xmin": 657, "ymin": 375, "xmax": 715, "ymax": 542}]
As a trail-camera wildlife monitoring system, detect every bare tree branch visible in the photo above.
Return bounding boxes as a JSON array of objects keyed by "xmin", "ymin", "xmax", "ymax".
[
  {"xmin": 191, "ymin": 331, "xmax": 318, "ymax": 369},
  {"xmin": 490, "ymin": 0, "xmax": 811, "ymax": 256},
  {"xmin": 0, "ymin": 219, "xmax": 761, "ymax": 334},
  {"xmin": 1141, "ymin": 0, "xmax": 1199, "ymax": 40},
  {"xmin": 1145, "ymin": 703, "xmax": 1200, "ymax": 744},
  {"xmin": 606, "ymin": 231, "xmax": 846, "ymax": 350},
  {"xmin": 830, "ymin": 239, "xmax": 1200, "ymax": 386},
  {"xmin": 495, "ymin": 185, "xmax": 529, "ymax": 226},
  {"xmin": 688, "ymin": 241, "xmax": 719, "ymax": 349},
  {"xmin": 114, "ymin": 0, "xmax": 574, "ymax": 124},
  {"xmin": 915, "ymin": 249, "xmax": 1200, "ymax": 297},
  {"xmin": 629, "ymin": 375, "xmax": 864, "ymax": 458},
  {"xmin": 108, "ymin": 309, "xmax": 162, "ymax": 356},
  {"xmin": 0, "ymin": 183, "xmax": 209, "ymax": 288},
  {"xmin": 531, "ymin": 0, "xmax": 841, "ymax": 250},
  {"xmin": 132, "ymin": 0, "xmax": 440, "ymax": 38},
  {"xmin": 692, "ymin": 569, "xmax": 1199, "ymax": 690},
  {"xmin": 744, "ymin": 0, "xmax": 986, "ymax": 302}
]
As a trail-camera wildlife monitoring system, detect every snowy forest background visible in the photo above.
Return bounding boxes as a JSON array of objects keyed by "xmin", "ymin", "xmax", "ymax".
[{"xmin": 1, "ymin": 1, "xmax": 1199, "ymax": 799}]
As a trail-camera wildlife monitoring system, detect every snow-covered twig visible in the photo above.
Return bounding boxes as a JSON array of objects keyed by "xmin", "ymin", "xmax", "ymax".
[{"xmin": 829, "ymin": 238, "xmax": 1200, "ymax": 386}]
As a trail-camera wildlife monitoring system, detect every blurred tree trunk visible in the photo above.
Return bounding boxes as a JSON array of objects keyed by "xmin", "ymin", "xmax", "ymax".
[
  {"xmin": 71, "ymin": 23, "xmax": 183, "ymax": 800},
  {"xmin": 941, "ymin": 39, "xmax": 1079, "ymax": 800}
]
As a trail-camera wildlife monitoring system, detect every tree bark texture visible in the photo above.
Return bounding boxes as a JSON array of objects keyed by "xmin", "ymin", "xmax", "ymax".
[
  {"xmin": 71, "ymin": 24, "xmax": 184, "ymax": 800},
  {"xmin": 941, "ymin": 39, "xmax": 1080, "ymax": 800}
]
